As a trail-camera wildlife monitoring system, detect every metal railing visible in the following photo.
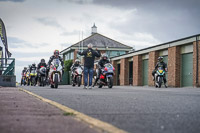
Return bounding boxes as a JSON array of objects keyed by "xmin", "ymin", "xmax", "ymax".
[{"xmin": 0, "ymin": 58, "xmax": 15, "ymax": 75}]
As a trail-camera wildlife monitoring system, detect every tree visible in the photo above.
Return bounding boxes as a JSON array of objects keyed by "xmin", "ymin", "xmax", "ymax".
[{"xmin": 64, "ymin": 60, "xmax": 73, "ymax": 72}]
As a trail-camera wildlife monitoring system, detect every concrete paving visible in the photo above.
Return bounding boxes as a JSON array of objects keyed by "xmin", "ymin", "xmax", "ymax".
[
  {"xmin": 0, "ymin": 87, "xmax": 100, "ymax": 133},
  {"xmin": 22, "ymin": 85, "xmax": 200, "ymax": 133}
]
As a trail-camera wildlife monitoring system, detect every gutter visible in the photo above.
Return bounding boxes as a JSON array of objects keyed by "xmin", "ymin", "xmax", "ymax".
[{"xmin": 196, "ymin": 36, "xmax": 199, "ymax": 87}]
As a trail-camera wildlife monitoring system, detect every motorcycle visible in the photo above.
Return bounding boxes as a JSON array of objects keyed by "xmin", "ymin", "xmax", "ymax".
[
  {"xmin": 30, "ymin": 69, "xmax": 37, "ymax": 86},
  {"xmin": 21, "ymin": 72, "xmax": 26, "ymax": 86},
  {"xmin": 155, "ymin": 67, "xmax": 166, "ymax": 88},
  {"xmin": 97, "ymin": 63, "xmax": 115, "ymax": 88},
  {"xmin": 71, "ymin": 66, "xmax": 83, "ymax": 87},
  {"xmin": 37, "ymin": 67, "xmax": 47, "ymax": 87},
  {"xmin": 25, "ymin": 71, "xmax": 30, "ymax": 86},
  {"xmin": 49, "ymin": 59, "xmax": 63, "ymax": 88}
]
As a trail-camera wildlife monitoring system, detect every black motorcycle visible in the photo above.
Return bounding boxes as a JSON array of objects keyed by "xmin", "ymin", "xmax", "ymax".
[{"xmin": 37, "ymin": 67, "xmax": 47, "ymax": 87}]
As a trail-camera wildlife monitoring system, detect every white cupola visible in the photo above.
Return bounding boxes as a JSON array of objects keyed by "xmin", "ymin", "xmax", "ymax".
[{"xmin": 91, "ymin": 23, "xmax": 97, "ymax": 34}]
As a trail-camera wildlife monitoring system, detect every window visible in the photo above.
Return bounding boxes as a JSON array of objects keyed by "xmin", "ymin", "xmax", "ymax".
[{"xmin": 106, "ymin": 51, "xmax": 126, "ymax": 58}]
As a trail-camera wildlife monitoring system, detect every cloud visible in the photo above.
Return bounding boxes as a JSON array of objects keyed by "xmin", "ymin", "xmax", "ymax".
[
  {"xmin": 35, "ymin": 17, "xmax": 65, "ymax": 30},
  {"xmin": 60, "ymin": 30, "xmax": 79, "ymax": 36},
  {"xmin": 7, "ymin": 37, "xmax": 38, "ymax": 48},
  {"xmin": 57, "ymin": 0, "xmax": 93, "ymax": 4},
  {"xmin": 0, "ymin": 0, "xmax": 25, "ymax": 2}
]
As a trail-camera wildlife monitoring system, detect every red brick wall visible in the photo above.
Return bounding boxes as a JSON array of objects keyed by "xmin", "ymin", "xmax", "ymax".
[
  {"xmin": 193, "ymin": 41, "xmax": 200, "ymax": 87},
  {"xmin": 120, "ymin": 58, "xmax": 129, "ymax": 85},
  {"xmin": 112, "ymin": 60, "xmax": 118, "ymax": 85},
  {"xmin": 168, "ymin": 46, "xmax": 181, "ymax": 87},
  {"xmin": 148, "ymin": 51, "xmax": 159, "ymax": 86},
  {"xmin": 133, "ymin": 55, "xmax": 142, "ymax": 86},
  {"xmin": 73, "ymin": 50, "xmax": 77, "ymax": 62}
]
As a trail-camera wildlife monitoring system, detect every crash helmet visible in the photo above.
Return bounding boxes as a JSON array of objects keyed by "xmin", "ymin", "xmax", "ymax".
[
  {"xmin": 54, "ymin": 50, "xmax": 59, "ymax": 57},
  {"xmin": 24, "ymin": 67, "xmax": 27, "ymax": 70},
  {"xmin": 158, "ymin": 56, "xmax": 163, "ymax": 62},
  {"xmin": 41, "ymin": 59, "xmax": 45, "ymax": 63},
  {"xmin": 32, "ymin": 63, "xmax": 36, "ymax": 67},
  {"xmin": 75, "ymin": 59, "xmax": 80, "ymax": 65},
  {"xmin": 102, "ymin": 53, "xmax": 108, "ymax": 60}
]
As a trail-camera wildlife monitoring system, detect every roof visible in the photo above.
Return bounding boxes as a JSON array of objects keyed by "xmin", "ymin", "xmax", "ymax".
[
  {"xmin": 111, "ymin": 33, "xmax": 200, "ymax": 60},
  {"xmin": 92, "ymin": 23, "xmax": 97, "ymax": 28},
  {"xmin": 61, "ymin": 33, "xmax": 132, "ymax": 53}
]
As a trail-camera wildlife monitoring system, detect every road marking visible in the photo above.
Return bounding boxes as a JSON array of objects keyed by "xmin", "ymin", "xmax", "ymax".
[{"xmin": 19, "ymin": 88, "xmax": 128, "ymax": 133}]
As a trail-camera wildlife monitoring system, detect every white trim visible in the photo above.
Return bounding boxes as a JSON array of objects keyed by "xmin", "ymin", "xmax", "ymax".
[
  {"xmin": 111, "ymin": 36, "xmax": 197, "ymax": 61},
  {"xmin": 181, "ymin": 44, "xmax": 193, "ymax": 54}
]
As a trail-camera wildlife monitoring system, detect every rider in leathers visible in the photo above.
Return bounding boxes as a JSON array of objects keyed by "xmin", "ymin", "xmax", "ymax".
[
  {"xmin": 152, "ymin": 56, "xmax": 168, "ymax": 88},
  {"xmin": 47, "ymin": 50, "xmax": 64, "ymax": 77},
  {"xmin": 71, "ymin": 59, "xmax": 83, "ymax": 81},
  {"xmin": 93, "ymin": 53, "xmax": 110, "ymax": 87}
]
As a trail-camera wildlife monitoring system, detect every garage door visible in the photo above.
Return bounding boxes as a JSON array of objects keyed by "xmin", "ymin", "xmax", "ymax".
[
  {"xmin": 181, "ymin": 53, "xmax": 193, "ymax": 87},
  {"xmin": 142, "ymin": 59, "xmax": 149, "ymax": 86},
  {"xmin": 163, "ymin": 56, "xmax": 168, "ymax": 84}
]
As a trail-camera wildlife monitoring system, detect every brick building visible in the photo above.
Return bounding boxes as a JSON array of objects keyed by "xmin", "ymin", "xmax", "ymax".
[
  {"xmin": 60, "ymin": 24, "xmax": 132, "ymax": 62},
  {"xmin": 111, "ymin": 34, "xmax": 200, "ymax": 87}
]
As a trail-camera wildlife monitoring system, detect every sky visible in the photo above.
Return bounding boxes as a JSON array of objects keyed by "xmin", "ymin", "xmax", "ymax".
[{"xmin": 0, "ymin": 0, "xmax": 200, "ymax": 82}]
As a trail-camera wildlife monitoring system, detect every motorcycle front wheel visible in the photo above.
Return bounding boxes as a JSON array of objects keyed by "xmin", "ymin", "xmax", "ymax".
[
  {"xmin": 54, "ymin": 74, "xmax": 58, "ymax": 89},
  {"xmin": 77, "ymin": 76, "xmax": 81, "ymax": 87}
]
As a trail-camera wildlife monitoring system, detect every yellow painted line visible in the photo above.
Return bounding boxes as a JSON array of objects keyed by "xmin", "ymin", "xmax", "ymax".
[{"xmin": 19, "ymin": 88, "xmax": 128, "ymax": 133}]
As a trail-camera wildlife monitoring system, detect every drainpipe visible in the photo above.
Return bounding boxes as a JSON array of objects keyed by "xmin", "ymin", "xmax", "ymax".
[{"xmin": 196, "ymin": 36, "xmax": 199, "ymax": 87}]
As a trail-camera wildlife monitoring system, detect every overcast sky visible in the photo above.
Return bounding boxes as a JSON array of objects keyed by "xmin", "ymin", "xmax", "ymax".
[{"xmin": 0, "ymin": 0, "xmax": 199, "ymax": 82}]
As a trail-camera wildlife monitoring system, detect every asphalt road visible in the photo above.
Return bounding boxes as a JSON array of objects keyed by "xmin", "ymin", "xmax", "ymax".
[{"xmin": 22, "ymin": 85, "xmax": 200, "ymax": 133}]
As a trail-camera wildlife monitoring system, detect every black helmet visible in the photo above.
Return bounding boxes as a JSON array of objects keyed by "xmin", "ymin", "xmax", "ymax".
[
  {"xmin": 41, "ymin": 59, "xmax": 45, "ymax": 63},
  {"xmin": 24, "ymin": 67, "xmax": 27, "ymax": 70},
  {"xmin": 102, "ymin": 53, "xmax": 108, "ymax": 60},
  {"xmin": 158, "ymin": 56, "xmax": 163, "ymax": 62},
  {"xmin": 32, "ymin": 63, "xmax": 36, "ymax": 67}
]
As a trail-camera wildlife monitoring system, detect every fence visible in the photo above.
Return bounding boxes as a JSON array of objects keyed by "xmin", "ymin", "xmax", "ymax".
[{"xmin": 0, "ymin": 58, "xmax": 15, "ymax": 76}]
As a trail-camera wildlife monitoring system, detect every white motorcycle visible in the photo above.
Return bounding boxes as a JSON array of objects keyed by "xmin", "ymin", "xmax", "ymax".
[
  {"xmin": 71, "ymin": 66, "xmax": 83, "ymax": 87},
  {"xmin": 49, "ymin": 59, "xmax": 63, "ymax": 88}
]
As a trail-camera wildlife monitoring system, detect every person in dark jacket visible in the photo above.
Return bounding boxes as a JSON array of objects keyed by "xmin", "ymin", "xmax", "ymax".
[
  {"xmin": 93, "ymin": 53, "xmax": 110, "ymax": 87},
  {"xmin": 152, "ymin": 56, "xmax": 168, "ymax": 88},
  {"xmin": 37, "ymin": 59, "xmax": 47, "ymax": 70},
  {"xmin": 78, "ymin": 43, "xmax": 100, "ymax": 89}
]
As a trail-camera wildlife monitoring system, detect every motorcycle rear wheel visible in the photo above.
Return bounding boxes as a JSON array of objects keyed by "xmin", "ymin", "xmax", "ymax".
[{"xmin": 108, "ymin": 77, "xmax": 113, "ymax": 88}]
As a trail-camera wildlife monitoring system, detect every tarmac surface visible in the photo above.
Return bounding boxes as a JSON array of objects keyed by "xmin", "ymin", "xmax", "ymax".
[
  {"xmin": 0, "ymin": 87, "xmax": 100, "ymax": 133},
  {"xmin": 22, "ymin": 85, "xmax": 200, "ymax": 133}
]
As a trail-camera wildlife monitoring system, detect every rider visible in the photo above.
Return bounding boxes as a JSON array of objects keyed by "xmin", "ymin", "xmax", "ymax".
[
  {"xmin": 93, "ymin": 53, "xmax": 110, "ymax": 87},
  {"xmin": 47, "ymin": 50, "xmax": 64, "ymax": 76},
  {"xmin": 30, "ymin": 63, "xmax": 37, "ymax": 73},
  {"xmin": 37, "ymin": 59, "xmax": 47, "ymax": 70},
  {"xmin": 71, "ymin": 59, "xmax": 83, "ymax": 81},
  {"xmin": 30, "ymin": 63, "xmax": 37, "ymax": 83},
  {"xmin": 152, "ymin": 56, "xmax": 168, "ymax": 88},
  {"xmin": 37, "ymin": 59, "xmax": 47, "ymax": 85}
]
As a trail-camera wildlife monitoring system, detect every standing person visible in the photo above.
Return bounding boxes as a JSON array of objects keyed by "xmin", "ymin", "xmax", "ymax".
[{"xmin": 78, "ymin": 43, "xmax": 100, "ymax": 89}]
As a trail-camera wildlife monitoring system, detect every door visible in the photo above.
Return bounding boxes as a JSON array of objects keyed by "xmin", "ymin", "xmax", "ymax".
[
  {"xmin": 142, "ymin": 59, "xmax": 149, "ymax": 86},
  {"xmin": 129, "ymin": 61, "xmax": 133, "ymax": 85},
  {"xmin": 117, "ymin": 64, "xmax": 120, "ymax": 85},
  {"xmin": 181, "ymin": 53, "xmax": 193, "ymax": 87}
]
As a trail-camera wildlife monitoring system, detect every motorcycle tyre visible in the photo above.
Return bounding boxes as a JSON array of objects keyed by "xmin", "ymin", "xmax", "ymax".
[
  {"xmin": 54, "ymin": 74, "xmax": 58, "ymax": 89},
  {"xmin": 77, "ymin": 76, "xmax": 81, "ymax": 87},
  {"xmin": 108, "ymin": 77, "xmax": 113, "ymax": 89}
]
